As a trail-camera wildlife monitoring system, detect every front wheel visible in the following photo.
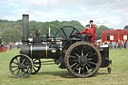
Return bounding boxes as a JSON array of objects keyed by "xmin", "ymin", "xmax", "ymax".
[
  {"xmin": 65, "ymin": 41, "xmax": 101, "ymax": 78},
  {"xmin": 31, "ymin": 58, "xmax": 41, "ymax": 74},
  {"xmin": 9, "ymin": 54, "xmax": 33, "ymax": 78}
]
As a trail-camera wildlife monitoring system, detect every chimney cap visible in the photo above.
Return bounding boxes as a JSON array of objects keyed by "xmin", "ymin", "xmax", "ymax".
[{"xmin": 22, "ymin": 14, "xmax": 29, "ymax": 16}]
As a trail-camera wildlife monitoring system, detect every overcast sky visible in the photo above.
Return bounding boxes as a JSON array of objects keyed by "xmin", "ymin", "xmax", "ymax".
[{"xmin": 0, "ymin": 0, "xmax": 128, "ymax": 29}]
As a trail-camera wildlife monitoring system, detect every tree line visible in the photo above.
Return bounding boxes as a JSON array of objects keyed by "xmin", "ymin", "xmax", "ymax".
[{"xmin": 0, "ymin": 19, "xmax": 127, "ymax": 43}]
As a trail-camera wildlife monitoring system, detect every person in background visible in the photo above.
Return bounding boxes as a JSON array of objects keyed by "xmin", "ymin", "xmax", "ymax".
[
  {"xmin": 114, "ymin": 41, "xmax": 116, "ymax": 48},
  {"xmin": 120, "ymin": 40, "xmax": 123, "ymax": 49},
  {"xmin": 0, "ymin": 37, "xmax": 1, "ymax": 45},
  {"xmin": 79, "ymin": 24, "xmax": 94, "ymax": 43},
  {"xmin": 111, "ymin": 41, "xmax": 114, "ymax": 49},
  {"xmin": 96, "ymin": 42, "xmax": 100, "ymax": 47},
  {"xmin": 34, "ymin": 29, "xmax": 40, "ymax": 37},
  {"xmin": 9, "ymin": 42, "xmax": 12, "ymax": 49},
  {"xmin": 90, "ymin": 20, "xmax": 96, "ymax": 44},
  {"xmin": 12, "ymin": 42, "xmax": 15, "ymax": 48},
  {"xmin": 124, "ymin": 40, "xmax": 127, "ymax": 49},
  {"xmin": 127, "ymin": 40, "xmax": 128, "ymax": 48}
]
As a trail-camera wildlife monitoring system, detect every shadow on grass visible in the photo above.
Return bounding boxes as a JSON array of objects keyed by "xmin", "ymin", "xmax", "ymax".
[
  {"xmin": 96, "ymin": 72, "xmax": 108, "ymax": 75},
  {"xmin": 35, "ymin": 70, "xmax": 108, "ymax": 78},
  {"xmin": 35, "ymin": 70, "xmax": 75, "ymax": 78},
  {"xmin": 8, "ymin": 71, "xmax": 108, "ymax": 79},
  {"xmin": 8, "ymin": 75, "xmax": 33, "ymax": 79}
]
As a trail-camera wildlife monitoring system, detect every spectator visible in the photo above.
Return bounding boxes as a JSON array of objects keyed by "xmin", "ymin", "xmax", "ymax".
[
  {"xmin": 124, "ymin": 40, "xmax": 126, "ymax": 49},
  {"xmin": 111, "ymin": 41, "xmax": 114, "ymax": 49},
  {"xmin": 98, "ymin": 40, "xmax": 128, "ymax": 49},
  {"xmin": 127, "ymin": 40, "xmax": 128, "ymax": 48},
  {"xmin": 9, "ymin": 42, "xmax": 12, "ymax": 49}
]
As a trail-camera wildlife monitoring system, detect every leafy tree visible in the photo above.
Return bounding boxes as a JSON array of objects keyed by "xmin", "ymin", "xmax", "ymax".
[
  {"xmin": 124, "ymin": 25, "xmax": 128, "ymax": 29},
  {"xmin": 96, "ymin": 25, "xmax": 110, "ymax": 40},
  {"xmin": 0, "ymin": 19, "xmax": 113, "ymax": 43},
  {"xmin": 2, "ymin": 25, "xmax": 22, "ymax": 43}
]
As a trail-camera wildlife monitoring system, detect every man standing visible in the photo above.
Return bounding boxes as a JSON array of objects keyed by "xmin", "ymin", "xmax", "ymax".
[
  {"xmin": 79, "ymin": 24, "xmax": 94, "ymax": 43},
  {"xmin": 90, "ymin": 20, "xmax": 96, "ymax": 44}
]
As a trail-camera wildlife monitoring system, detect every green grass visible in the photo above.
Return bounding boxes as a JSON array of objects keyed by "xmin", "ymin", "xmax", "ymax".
[{"xmin": 0, "ymin": 49, "xmax": 128, "ymax": 85}]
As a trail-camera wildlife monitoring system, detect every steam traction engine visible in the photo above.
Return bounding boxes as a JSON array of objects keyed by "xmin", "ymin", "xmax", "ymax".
[{"xmin": 9, "ymin": 14, "xmax": 112, "ymax": 78}]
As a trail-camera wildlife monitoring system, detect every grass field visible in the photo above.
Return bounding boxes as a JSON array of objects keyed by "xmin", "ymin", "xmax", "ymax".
[{"xmin": 0, "ymin": 49, "xmax": 128, "ymax": 85}]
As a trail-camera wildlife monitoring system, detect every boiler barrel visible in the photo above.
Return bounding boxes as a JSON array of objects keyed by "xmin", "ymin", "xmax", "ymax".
[{"xmin": 20, "ymin": 44, "xmax": 61, "ymax": 59}]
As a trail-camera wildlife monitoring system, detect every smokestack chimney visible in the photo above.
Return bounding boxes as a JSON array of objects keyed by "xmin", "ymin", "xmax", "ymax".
[{"xmin": 22, "ymin": 14, "xmax": 29, "ymax": 44}]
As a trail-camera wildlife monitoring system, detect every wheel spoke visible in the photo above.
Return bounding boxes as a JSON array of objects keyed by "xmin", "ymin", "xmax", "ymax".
[
  {"xmin": 21, "ymin": 70, "xmax": 23, "ymax": 76},
  {"xmin": 86, "ymin": 63, "xmax": 92, "ymax": 68},
  {"xmin": 88, "ymin": 50, "xmax": 93, "ymax": 54},
  {"xmin": 88, "ymin": 54, "xmax": 93, "ymax": 58},
  {"xmin": 87, "ymin": 58, "xmax": 93, "ymax": 61},
  {"xmin": 62, "ymin": 41, "xmax": 68, "ymax": 50},
  {"xmin": 70, "ymin": 62, "xmax": 77, "ymax": 68},
  {"xmin": 12, "ymin": 68, "xmax": 19, "ymax": 72},
  {"xmin": 33, "ymin": 59, "xmax": 37, "ymax": 62},
  {"xmin": 82, "ymin": 66, "xmax": 85, "ymax": 74},
  {"xmin": 88, "ymin": 53, "xmax": 97, "ymax": 57},
  {"xmin": 12, "ymin": 61, "xmax": 19, "ymax": 65},
  {"xmin": 33, "ymin": 62, "xmax": 40, "ymax": 64},
  {"xmin": 16, "ymin": 69, "xmax": 20, "ymax": 75},
  {"xmin": 73, "ymin": 64, "xmax": 80, "ymax": 71},
  {"xmin": 70, "ymin": 55, "xmax": 77, "ymax": 58},
  {"xmin": 75, "ymin": 47, "xmax": 81, "ymax": 55},
  {"xmin": 69, "ymin": 59, "xmax": 78, "ymax": 62},
  {"xmin": 89, "ymin": 61, "xmax": 97, "ymax": 66},
  {"xmin": 24, "ymin": 64, "xmax": 31, "ymax": 68},
  {"xmin": 34, "ymin": 65, "xmax": 39, "ymax": 68},
  {"xmin": 69, "ymin": 28, "xmax": 75, "ymax": 37},
  {"xmin": 81, "ymin": 49, "xmax": 84, "ymax": 56},
  {"xmin": 22, "ymin": 58, "xmax": 26, "ymax": 64},
  {"xmin": 61, "ymin": 28, "xmax": 67, "ymax": 38},
  {"xmin": 11, "ymin": 66, "xmax": 18, "ymax": 68},
  {"xmin": 85, "ymin": 66, "xmax": 90, "ymax": 73},
  {"xmin": 71, "ymin": 59, "xmax": 78, "ymax": 62},
  {"xmin": 85, "ymin": 53, "xmax": 89, "ymax": 57},
  {"xmin": 74, "ymin": 53, "xmax": 80, "ymax": 58},
  {"xmin": 16, "ymin": 58, "xmax": 20, "ymax": 64},
  {"xmin": 78, "ymin": 67, "xmax": 81, "ymax": 74},
  {"xmin": 26, "ymin": 67, "xmax": 30, "ymax": 73},
  {"xmin": 33, "ymin": 67, "xmax": 36, "ymax": 71}
]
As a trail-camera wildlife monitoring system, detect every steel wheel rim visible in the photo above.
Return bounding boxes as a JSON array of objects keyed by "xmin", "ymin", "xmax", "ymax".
[
  {"xmin": 65, "ymin": 41, "xmax": 101, "ymax": 77},
  {"xmin": 9, "ymin": 55, "xmax": 33, "ymax": 78},
  {"xmin": 31, "ymin": 58, "xmax": 41, "ymax": 74}
]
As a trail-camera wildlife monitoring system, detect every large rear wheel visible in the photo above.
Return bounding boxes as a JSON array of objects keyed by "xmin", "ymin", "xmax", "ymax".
[{"xmin": 65, "ymin": 41, "xmax": 101, "ymax": 77}]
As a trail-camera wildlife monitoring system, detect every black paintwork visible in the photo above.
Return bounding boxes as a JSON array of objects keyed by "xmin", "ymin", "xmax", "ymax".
[{"xmin": 21, "ymin": 14, "xmax": 111, "ymax": 68}]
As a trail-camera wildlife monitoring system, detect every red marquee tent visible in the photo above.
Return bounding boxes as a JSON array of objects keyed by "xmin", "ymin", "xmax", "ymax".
[{"xmin": 101, "ymin": 29, "xmax": 128, "ymax": 43}]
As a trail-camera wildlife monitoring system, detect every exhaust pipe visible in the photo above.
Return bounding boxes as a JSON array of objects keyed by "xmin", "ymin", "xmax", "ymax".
[{"xmin": 22, "ymin": 14, "xmax": 29, "ymax": 44}]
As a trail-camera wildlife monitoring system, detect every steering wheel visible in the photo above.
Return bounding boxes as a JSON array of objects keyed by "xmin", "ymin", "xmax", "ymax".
[{"xmin": 54, "ymin": 26, "xmax": 82, "ymax": 50}]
